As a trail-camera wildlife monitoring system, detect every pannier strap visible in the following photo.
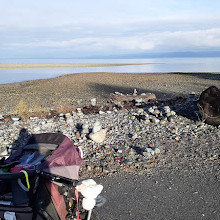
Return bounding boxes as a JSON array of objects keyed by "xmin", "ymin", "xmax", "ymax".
[
  {"xmin": 17, "ymin": 170, "xmax": 30, "ymax": 192},
  {"xmin": 74, "ymin": 189, "xmax": 82, "ymax": 220}
]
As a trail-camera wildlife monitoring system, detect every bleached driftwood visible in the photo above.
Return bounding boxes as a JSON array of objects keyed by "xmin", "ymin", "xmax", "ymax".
[{"xmin": 109, "ymin": 91, "xmax": 156, "ymax": 105}]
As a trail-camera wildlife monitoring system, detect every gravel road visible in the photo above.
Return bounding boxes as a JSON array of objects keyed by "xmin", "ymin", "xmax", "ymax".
[{"xmin": 96, "ymin": 169, "xmax": 219, "ymax": 220}]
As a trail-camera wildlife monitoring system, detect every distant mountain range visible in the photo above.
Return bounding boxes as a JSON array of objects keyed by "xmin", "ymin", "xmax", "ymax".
[{"xmin": 87, "ymin": 51, "xmax": 220, "ymax": 59}]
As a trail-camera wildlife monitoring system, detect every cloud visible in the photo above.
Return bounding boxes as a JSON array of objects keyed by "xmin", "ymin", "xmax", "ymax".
[
  {"xmin": 7, "ymin": 26, "xmax": 220, "ymax": 56},
  {"xmin": 1, "ymin": 11, "xmax": 220, "ymax": 57}
]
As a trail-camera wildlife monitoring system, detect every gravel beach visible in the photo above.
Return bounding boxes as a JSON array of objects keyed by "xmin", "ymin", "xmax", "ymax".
[
  {"xmin": 0, "ymin": 72, "xmax": 219, "ymax": 219},
  {"xmin": 0, "ymin": 71, "xmax": 219, "ymax": 113}
]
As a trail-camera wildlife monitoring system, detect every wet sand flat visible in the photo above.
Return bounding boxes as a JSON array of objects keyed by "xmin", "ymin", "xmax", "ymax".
[{"xmin": 0, "ymin": 63, "xmax": 149, "ymax": 69}]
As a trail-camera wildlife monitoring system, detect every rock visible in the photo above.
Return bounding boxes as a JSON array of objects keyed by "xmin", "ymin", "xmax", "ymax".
[
  {"xmin": 146, "ymin": 147, "xmax": 154, "ymax": 155},
  {"xmin": 65, "ymin": 113, "xmax": 71, "ymax": 118},
  {"xmin": 168, "ymin": 116, "xmax": 175, "ymax": 123},
  {"xmin": 76, "ymin": 131, "xmax": 81, "ymax": 139},
  {"xmin": 89, "ymin": 129, "xmax": 106, "ymax": 143},
  {"xmin": 58, "ymin": 113, "xmax": 64, "ymax": 117},
  {"xmin": 170, "ymin": 111, "xmax": 176, "ymax": 116},
  {"xmin": 151, "ymin": 117, "xmax": 160, "ymax": 124},
  {"xmin": 148, "ymin": 107, "xmax": 154, "ymax": 113},
  {"xmin": 81, "ymin": 123, "xmax": 89, "ymax": 135},
  {"xmin": 33, "ymin": 126, "xmax": 41, "ymax": 133},
  {"xmin": 164, "ymin": 106, "xmax": 171, "ymax": 113},
  {"xmin": 131, "ymin": 133, "xmax": 138, "ymax": 141},
  {"xmin": 91, "ymin": 98, "xmax": 97, "ymax": 106},
  {"xmin": 11, "ymin": 116, "xmax": 20, "ymax": 121},
  {"xmin": 133, "ymin": 89, "xmax": 137, "ymax": 96},
  {"xmin": 143, "ymin": 152, "xmax": 152, "ymax": 158},
  {"xmin": 99, "ymin": 110, "xmax": 105, "ymax": 115},
  {"xmin": 124, "ymin": 159, "xmax": 132, "ymax": 165},
  {"xmin": 160, "ymin": 119, "xmax": 167, "ymax": 125},
  {"xmin": 0, "ymin": 149, "xmax": 8, "ymax": 157},
  {"xmin": 154, "ymin": 148, "xmax": 161, "ymax": 154},
  {"xmin": 66, "ymin": 117, "xmax": 74, "ymax": 125},
  {"xmin": 187, "ymin": 92, "xmax": 196, "ymax": 101},
  {"xmin": 135, "ymin": 98, "xmax": 143, "ymax": 106},
  {"xmin": 92, "ymin": 121, "xmax": 102, "ymax": 133},
  {"xmin": 198, "ymin": 86, "xmax": 220, "ymax": 126},
  {"xmin": 153, "ymin": 109, "xmax": 160, "ymax": 116}
]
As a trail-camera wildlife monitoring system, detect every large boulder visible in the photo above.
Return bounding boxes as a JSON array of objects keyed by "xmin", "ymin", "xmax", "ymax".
[{"xmin": 197, "ymin": 86, "xmax": 220, "ymax": 126}]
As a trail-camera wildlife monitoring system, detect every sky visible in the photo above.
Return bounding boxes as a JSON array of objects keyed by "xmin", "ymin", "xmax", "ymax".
[{"xmin": 1, "ymin": 0, "xmax": 220, "ymax": 58}]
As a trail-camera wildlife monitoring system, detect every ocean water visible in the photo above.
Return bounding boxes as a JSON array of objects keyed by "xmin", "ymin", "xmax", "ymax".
[{"xmin": 0, "ymin": 57, "xmax": 220, "ymax": 84}]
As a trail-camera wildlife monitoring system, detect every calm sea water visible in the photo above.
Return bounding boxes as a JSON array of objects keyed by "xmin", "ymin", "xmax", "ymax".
[{"xmin": 0, "ymin": 57, "xmax": 220, "ymax": 84}]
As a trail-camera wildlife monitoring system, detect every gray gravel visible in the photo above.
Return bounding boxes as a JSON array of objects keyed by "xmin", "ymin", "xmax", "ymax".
[
  {"xmin": 0, "ymin": 93, "xmax": 219, "ymax": 220},
  {"xmin": 96, "ymin": 170, "xmax": 220, "ymax": 220}
]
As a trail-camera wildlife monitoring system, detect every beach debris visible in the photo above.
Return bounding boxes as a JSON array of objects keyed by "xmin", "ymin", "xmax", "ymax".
[
  {"xmin": 109, "ymin": 91, "xmax": 156, "ymax": 106},
  {"xmin": 197, "ymin": 86, "xmax": 220, "ymax": 126}
]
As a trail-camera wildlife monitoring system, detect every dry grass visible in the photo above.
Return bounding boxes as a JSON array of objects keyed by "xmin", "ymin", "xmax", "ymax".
[
  {"xmin": 14, "ymin": 99, "xmax": 30, "ymax": 119},
  {"xmin": 14, "ymin": 99, "xmax": 51, "ymax": 119}
]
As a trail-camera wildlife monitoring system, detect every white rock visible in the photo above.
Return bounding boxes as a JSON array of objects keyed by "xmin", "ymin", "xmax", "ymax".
[
  {"xmin": 99, "ymin": 110, "xmax": 105, "ymax": 115},
  {"xmin": 81, "ymin": 124, "xmax": 89, "ymax": 134},
  {"xmin": 58, "ymin": 113, "xmax": 64, "ymax": 117},
  {"xmin": 133, "ymin": 89, "xmax": 137, "ymax": 96},
  {"xmin": 132, "ymin": 133, "xmax": 138, "ymax": 140},
  {"xmin": 65, "ymin": 113, "xmax": 71, "ymax": 118},
  {"xmin": 0, "ymin": 149, "xmax": 8, "ymax": 156},
  {"xmin": 148, "ymin": 107, "xmax": 154, "ymax": 113},
  {"xmin": 151, "ymin": 118, "xmax": 160, "ymax": 123},
  {"xmin": 11, "ymin": 116, "xmax": 20, "ymax": 121},
  {"xmin": 146, "ymin": 147, "xmax": 154, "ymax": 155},
  {"xmin": 89, "ymin": 129, "xmax": 106, "ymax": 143},
  {"xmin": 171, "ymin": 111, "xmax": 176, "ymax": 116},
  {"xmin": 33, "ymin": 126, "xmax": 41, "ymax": 133},
  {"xmin": 92, "ymin": 121, "xmax": 102, "ymax": 133},
  {"xmin": 135, "ymin": 98, "xmax": 143, "ymax": 103},
  {"xmin": 137, "ymin": 108, "xmax": 144, "ymax": 114},
  {"xmin": 143, "ymin": 152, "xmax": 152, "ymax": 158},
  {"xmin": 66, "ymin": 117, "xmax": 74, "ymax": 125},
  {"xmin": 91, "ymin": 98, "xmax": 97, "ymax": 106},
  {"xmin": 154, "ymin": 148, "xmax": 161, "ymax": 154}
]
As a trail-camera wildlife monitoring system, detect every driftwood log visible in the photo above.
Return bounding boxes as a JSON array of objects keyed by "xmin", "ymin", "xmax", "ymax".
[
  {"xmin": 109, "ymin": 91, "xmax": 156, "ymax": 105},
  {"xmin": 197, "ymin": 86, "xmax": 220, "ymax": 126}
]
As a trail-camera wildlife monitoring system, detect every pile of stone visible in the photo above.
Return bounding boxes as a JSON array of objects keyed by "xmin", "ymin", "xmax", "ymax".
[{"xmin": 0, "ymin": 88, "xmax": 219, "ymax": 179}]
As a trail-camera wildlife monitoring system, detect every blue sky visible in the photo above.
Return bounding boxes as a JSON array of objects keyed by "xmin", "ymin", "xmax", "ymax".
[{"xmin": 1, "ymin": 0, "xmax": 220, "ymax": 58}]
